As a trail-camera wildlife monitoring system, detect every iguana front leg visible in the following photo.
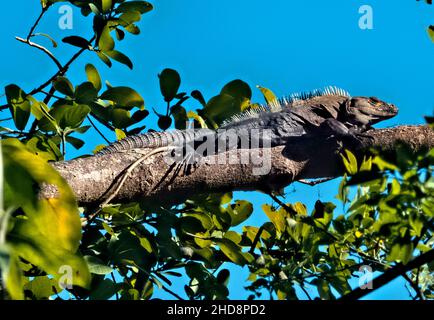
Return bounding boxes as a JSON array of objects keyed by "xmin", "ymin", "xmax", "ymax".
[{"xmin": 319, "ymin": 119, "xmax": 373, "ymax": 143}]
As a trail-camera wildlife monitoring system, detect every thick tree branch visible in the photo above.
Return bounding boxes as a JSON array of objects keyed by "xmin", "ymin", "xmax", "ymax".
[{"xmin": 42, "ymin": 125, "xmax": 434, "ymax": 206}]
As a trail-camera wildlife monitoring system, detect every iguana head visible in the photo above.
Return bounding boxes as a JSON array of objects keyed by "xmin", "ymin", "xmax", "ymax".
[{"xmin": 345, "ymin": 96, "xmax": 398, "ymax": 126}]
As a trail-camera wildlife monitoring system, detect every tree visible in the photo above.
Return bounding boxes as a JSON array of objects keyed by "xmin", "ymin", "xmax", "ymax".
[{"xmin": 0, "ymin": 0, "xmax": 433, "ymax": 300}]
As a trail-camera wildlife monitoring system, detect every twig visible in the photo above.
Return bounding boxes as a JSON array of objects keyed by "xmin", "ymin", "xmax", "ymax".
[
  {"xmin": 90, "ymin": 113, "xmax": 116, "ymax": 132},
  {"xmin": 110, "ymin": 272, "xmax": 120, "ymax": 300},
  {"xmin": 0, "ymin": 36, "xmax": 96, "ymax": 112},
  {"xmin": 339, "ymin": 249, "xmax": 434, "ymax": 300},
  {"xmin": 28, "ymin": 36, "xmax": 96, "ymax": 97},
  {"xmin": 402, "ymin": 272, "xmax": 424, "ymax": 300},
  {"xmin": 297, "ymin": 177, "xmax": 336, "ymax": 186},
  {"xmin": 87, "ymin": 116, "xmax": 111, "ymax": 144},
  {"xmin": 249, "ymin": 225, "xmax": 265, "ymax": 254},
  {"xmin": 299, "ymin": 285, "xmax": 313, "ymax": 300},
  {"xmin": 158, "ymin": 282, "xmax": 185, "ymax": 300},
  {"xmin": 40, "ymin": 90, "xmax": 64, "ymax": 100},
  {"xmin": 27, "ymin": 7, "xmax": 48, "ymax": 41},
  {"xmin": 267, "ymin": 192, "xmax": 297, "ymax": 216},
  {"xmin": 15, "ymin": 36, "xmax": 62, "ymax": 70}
]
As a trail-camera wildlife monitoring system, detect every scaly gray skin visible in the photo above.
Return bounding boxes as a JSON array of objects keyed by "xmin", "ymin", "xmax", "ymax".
[{"xmin": 96, "ymin": 87, "xmax": 398, "ymax": 156}]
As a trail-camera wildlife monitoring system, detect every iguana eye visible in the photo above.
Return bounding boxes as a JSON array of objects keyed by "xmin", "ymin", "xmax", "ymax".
[{"xmin": 369, "ymin": 97, "xmax": 383, "ymax": 107}]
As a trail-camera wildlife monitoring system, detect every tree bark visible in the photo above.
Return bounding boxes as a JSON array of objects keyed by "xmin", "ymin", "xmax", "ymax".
[{"xmin": 41, "ymin": 125, "xmax": 434, "ymax": 206}]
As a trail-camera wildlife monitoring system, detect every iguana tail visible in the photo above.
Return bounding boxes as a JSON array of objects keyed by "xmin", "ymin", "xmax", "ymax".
[{"xmin": 96, "ymin": 129, "xmax": 215, "ymax": 156}]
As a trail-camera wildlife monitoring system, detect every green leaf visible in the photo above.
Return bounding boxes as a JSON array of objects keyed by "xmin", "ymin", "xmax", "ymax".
[
  {"xmin": 75, "ymin": 82, "xmax": 98, "ymax": 104},
  {"xmin": 108, "ymin": 231, "xmax": 152, "ymax": 270},
  {"xmin": 203, "ymin": 94, "xmax": 236, "ymax": 127},
  {"xmin": 85, "ymin": 256, "xmax": 114, "ymax": 275},
  {"xmin": 115, "ymin": 28, "xmax": 125, "ymax": 41},
  {"xmin": 105, "ymin": 50, "xmax": 133, "ymax": 69},
  {"xmin": 389, "ymin": 240, "xmax": 414, "ymax": 264},
  {"xmin": 119, "ymin": 11, "xmax": 142, "ymax": 25},
  {"xmin": 314, "ymin": 278, "xmax": 335, "ymax": 300},
  {"xmin": 215, "ymin": 239, "xmax": 247, "ymax": 266},
  {"xmin": 5, "ymin": 84, "xmax": 31, "ymax": 131},
  {"xmin": 89, "ymin": 3, "xmax": 101, "ymax": 15},
  {"xmin": 217, "ymin": 269, "xmax": 230, "ymax": 286},
  {"xmin": 101, "ymin": 0, "xmax": 112, "ymax": 13},
  {"xmin": 115, "ymin": 128, "xmax": 126, "ymax": 140},
  {"xmin": 341, "ymin": 149, "xmax": 358, "ymax": 175},
  {"xmin": 191, "ymin": 90, "xmax": 206, "ymax": 107},
  {"xmin": 157, "ymin": 115, "xmax": 172, "ymax": 130},
  {"xmin": 85, "ymin": 64, "xmax": 102, "ymax": 91},
  {"xmin": 159, "ymin": 69, "xmax": 181, "ymax": 103},
  {"xmin": 2, "ymin": 140, "xmax": 91, "ymax": 291},
  {"xmin": 96, "ymin": 51, "xmax": 113, "ymax": 68},
  {"xmin": 1, "ymin": 249, "xmax": 24, "ymax": 300},
  {"xmin": 262, "ymin": 204, "xmax": 286, "ymax": 233},
  {"xmin": 100, "ymin": 87, "xmax": 144, "ymax": 108},
  {"xmin": 221, "ymin": 80, "xmax": 252, "ymax": 101},
  {"xmin": 110, "ymin": 108, "xmax": 133, "ymax": 129},
  {"xmin": 39, "ymin": 104, "xmax": 90, "ymax": 131},
  {"xmin": 170, "ymin": 105, "xmax": 188, "ymax": 129},
  {"xmin": 98, "ymin": 25, "xmax": 115, "ymax": 52},
  {"xmin": 26, "ymin": 136, "xmax": 61, "ymax": 162},
  {"xmin": 53, "ymin": 77, "xmax": 75, "ymax": 97},
  {"xmin": 90, "ymin": 279, "xmax": 121, "ymax": 300},
  {"xmin": 62, "ymin": 36, "xmax": 90, "ymax": 49},
  {"xmin": 372, "ymin": 155, "xmax": 398, "ymax": 171},
  {"xmin": 226, "ymin": 200, "xmax": 253, "ymax": 226},
  {"xmin": 115, "ymin": 1, "xmax": 153, "ymax": 14},
  {"xmin": 428, "ymin": 26, "xmax": 434, "ymax": 42},
  {"xmin": 23, "ymin": 276, "xmax": 60, "ymax": 299},
  {"xmin": 131, "ymin": 109, "xmax": 149, "ymax": 123},
  {"xmin": 124, "ymin": 24, "xmax": 140, "ymax": 35},
  {"xmin": 65, "ymin": 136, "xmax": 85, "ymax": 150},
  {"xmin": 257, "ymin": 85, "xmax": 278, "ymax": 105}
]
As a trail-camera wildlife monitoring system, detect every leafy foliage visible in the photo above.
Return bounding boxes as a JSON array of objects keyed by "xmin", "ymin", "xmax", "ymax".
[{"xmin": 0, "ymin": 0, "xmax": 432, "ymax": 300}]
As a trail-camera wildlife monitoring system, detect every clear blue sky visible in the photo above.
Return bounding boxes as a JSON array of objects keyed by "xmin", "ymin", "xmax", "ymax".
[{"xmin": 0, "ymin": 0, "xmax": 433, "ymax": 300}]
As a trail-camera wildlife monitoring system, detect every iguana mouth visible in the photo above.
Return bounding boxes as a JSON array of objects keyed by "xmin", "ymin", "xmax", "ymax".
[{"xmin": 364, "ymin": 103, "xmax": 398, "ymax": 118}]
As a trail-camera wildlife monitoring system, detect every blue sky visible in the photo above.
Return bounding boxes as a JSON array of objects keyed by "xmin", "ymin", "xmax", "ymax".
[{"xmin": 1, "ymin": 0, "xmax": 433, "ymax": 300}]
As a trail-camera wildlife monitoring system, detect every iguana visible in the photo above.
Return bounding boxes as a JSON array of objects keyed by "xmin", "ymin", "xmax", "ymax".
[
  {"xmin": 90, "ymin": 86, "xmax": 397, "ymax": 211},
  {"xmin": 97, "ymin": 86, "xmax": 398, "ymax": 157},
  {"xmin": 81, "ymin": 87, "xmax": 398, "ymax": 224}
]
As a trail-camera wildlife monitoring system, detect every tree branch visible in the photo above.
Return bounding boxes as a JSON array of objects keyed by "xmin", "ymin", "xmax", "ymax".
[
  {"xmin": 41, "ymin": 125, "xmax": 434, "ymax": 207},
  {"xmin": 0, "ymin": 36, "xmax": 95, "ymax": 112},
  {"xmin": 339, "ymin": 249, "xmax": 434, "ymax": 300},
  {"xmin": 15, "ymin": 36, "xmax": 62, "ymax": 71}
]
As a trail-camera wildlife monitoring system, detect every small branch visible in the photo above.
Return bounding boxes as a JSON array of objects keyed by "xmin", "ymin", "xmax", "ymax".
[
  {"xmin": 159, "ymin": 283, "xmax": 185, "ymax": 300},
  {"xmin": 40, "ymin": 90, "xmax": 64, "ymax": 100},
  {"xmin": 110, "ymin": 272, "xmax": 120, "ymax": 300},
  {"xmin": 268, "ymin": 193, "xmax": 297, "ymax": 216},
  {"xmin": 90, "ymin": 113, "xmax": 116, "ymax": 132},
  {"xmin": 87, "ymin": 116, "xmax": 111, "ymax": 144},
  {"xmin": 28, "ymin": 36, "xmax": 96, "ymax": 97},
  {"xmin": 249, "ymin": 225, "xmax": 265, "ymax": 254},
  {"xmin": 402, "ymin": 272, "xmax": 425, "ymax": 300},
  {"xmin": 299, "ymin": 285, "xmax": 313, "ymax": 300},
  {"xmin": 0, "ymin": 36, "xmax": 95, "ymax": 112},
  {"xmin": 27, "ymin": 7, "xmax": 48, "ymax": 41},
  {"xmin": 15, "ymin": 36, "xmax": 62, "ymax": 70},
  {"xmin": 340, "ymin": 249, "xmax": 434, "ymax": 300}
]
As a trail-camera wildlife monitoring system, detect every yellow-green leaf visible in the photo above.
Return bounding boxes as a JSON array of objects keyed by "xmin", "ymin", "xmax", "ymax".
[{"xmin": 257, "ymin": 85, "xmax": 278, "ymax": 105}]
